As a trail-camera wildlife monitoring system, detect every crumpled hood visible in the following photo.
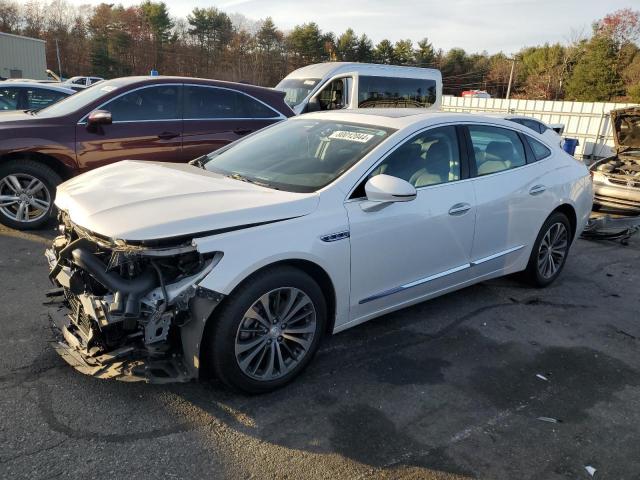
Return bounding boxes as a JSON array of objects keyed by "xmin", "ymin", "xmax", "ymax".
[
  {"xmin": 55, "ymin": 160, "xmax": 319, "ymax": 241},
  {"xmin": 611, "ymin": 107, "xmax": 640, "ymax": 150}
]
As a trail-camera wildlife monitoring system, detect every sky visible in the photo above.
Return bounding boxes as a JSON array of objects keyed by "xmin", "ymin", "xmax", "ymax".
[{"xmin": 61, "ymin": 0, "xmax": 634, "ymax": 54}]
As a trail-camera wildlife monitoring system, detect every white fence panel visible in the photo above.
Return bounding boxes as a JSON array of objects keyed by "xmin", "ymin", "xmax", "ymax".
[{"xmin": 441, "ymin": 96, "xmax": 638, "ymax": 160}]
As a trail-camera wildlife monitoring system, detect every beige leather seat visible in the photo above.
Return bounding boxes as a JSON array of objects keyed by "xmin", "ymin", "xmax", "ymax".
[
  {"xmin": 410, "ymin": 142, "xmax": 451, "ymax": 187},
  {"xmin": 477, "ymin": 141, "xmax": 513, "ymax": 175}
]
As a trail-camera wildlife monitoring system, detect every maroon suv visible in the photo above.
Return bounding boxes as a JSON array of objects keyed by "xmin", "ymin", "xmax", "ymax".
[{"xmin": 0, "ymin": 76, "xmax": 293, "ymax": 229}]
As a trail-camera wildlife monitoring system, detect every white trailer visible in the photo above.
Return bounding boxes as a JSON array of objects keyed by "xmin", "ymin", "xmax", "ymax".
[{"xmin": 0, "ymin": 32, "xmax": 47, "ymax": 81}]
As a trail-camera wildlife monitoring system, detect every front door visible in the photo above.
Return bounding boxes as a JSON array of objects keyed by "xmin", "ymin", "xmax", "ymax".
[
  {"xmin": 346, "ymin": 125, "xmax": 476, "ymax": 323},
  {"xmin": 76, "ymin": 84, "xmax": 184, "ymax": 171},
  {"xmin": 181, "ymin": 85, "xmax": 282, "ymax": 161}
]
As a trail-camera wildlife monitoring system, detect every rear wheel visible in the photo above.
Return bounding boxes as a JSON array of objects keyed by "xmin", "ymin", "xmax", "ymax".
[
  {"xmin": 206, "ymin": 266, "xmax": 326, "ymax": 393},
  {"xmin": 0, "ymin": 160, "xmax": 61, "ymax": 230},
  {"xmin": 524, "ymin": 212, "xmax": 572, "ymax": 287}
]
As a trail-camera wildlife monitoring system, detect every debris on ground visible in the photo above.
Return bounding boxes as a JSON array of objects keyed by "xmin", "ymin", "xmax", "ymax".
[
  {"xmin": 585, "ymin": 465, "xmax": 597, "ymax": 476},
  {"xmin": 537, "ymin": 416, "xmax": 561, "ymax": 423},
  {"xmin": 581, "ymin": 214, "xmax": 640, "ymax": 244},
  {"xmin": 536, "ymin": 373, "xmax": 549, "ymax": 381}
]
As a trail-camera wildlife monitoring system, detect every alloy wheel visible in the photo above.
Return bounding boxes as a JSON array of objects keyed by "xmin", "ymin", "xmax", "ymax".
[
  {"xmin": 537, "ymin": 222, "xmax": 568, "ymax": 279},
  {"xmin": 235, "ymin": 287, "xmax": 317, "ymax": 381},
  {"xmin": 0, "ymin": 173, "xmax": 51, "ymax": 223}
]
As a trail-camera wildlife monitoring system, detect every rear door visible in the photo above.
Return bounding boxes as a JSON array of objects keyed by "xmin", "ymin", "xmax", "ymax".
[
  {"xmin": 75, "ymin": 84, "xmax": 184, "ymax": 170},
  {"xmin": 181, "ymin": 85, "xmax": 284, "ymax": 160},
  {"xmin": 465, "ymin": 124, "xmax": 555, "ymax": 276}
]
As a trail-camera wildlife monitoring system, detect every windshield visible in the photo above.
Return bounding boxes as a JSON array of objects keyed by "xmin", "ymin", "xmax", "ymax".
[
  {"xmin": 203, "ymin": 119, "xmax": 394, "ymax": 193},
  {"xmin": 275, "ymin": 78, "xmax": 321, "ymax": 108},
  {"xmin": 34, "ymin": 78, "xmax": 129, "ymax": 117}
]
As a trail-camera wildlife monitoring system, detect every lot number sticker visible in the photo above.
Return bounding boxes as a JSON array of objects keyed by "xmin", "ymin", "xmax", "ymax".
[{"xmin": 329, "ymin": 131, "xmax": 374, "ymax": 143}]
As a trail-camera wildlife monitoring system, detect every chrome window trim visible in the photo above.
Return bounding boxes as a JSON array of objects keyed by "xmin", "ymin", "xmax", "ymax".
[
  {"xmin": 183, "ymin": 84, "xmax": 286, "ymax": 121},
  {"xmin": 77, "ymin": 83, "xmax": 183, "ymax": 125}
]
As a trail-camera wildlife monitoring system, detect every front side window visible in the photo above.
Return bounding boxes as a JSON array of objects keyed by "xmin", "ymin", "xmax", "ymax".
[
  {"xmin": 0, "ymin": 87, "xmax": 20, "ymax": 110},
  {"xmin": 202, "ymin": 119, "xmax": 394, "ymax": 193},
  {"xmin": 184, "ymin": 85, "xmax": 278, "ymax": 119},
  {"xmin": 469, "ymin": 125, "xmax": 526, "ymax": 176},
  {"xmin": 372, "ymin": 126, "xmax": 461, "ymax": 187},
  {"xmin": 358, "ymin": 76, "xmax": 437, "ymax": 108},
  {"xmin": 315, "ymin": 78, "xmax": 350, "ymax": 111},
  {"xmin": 104, "ymin": 85, "xmax": 180, "ymax": 121},
  {"xmin": 26, "ymin": 88, "xmax": 67, "ymax": 109}
]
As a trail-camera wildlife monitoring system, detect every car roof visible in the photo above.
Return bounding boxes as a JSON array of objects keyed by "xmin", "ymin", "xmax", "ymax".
[
  {"xmin": 283, "ymin": 62, "xmax": 441, "ymax": 80},
  {"xmin": 104, "ymin": 75, "xmax": 281, "ymax": 96},
  {"xmin": 299, "ymin": 109, "xmax": 528, "ymax": 130},
  {"xmin": 0, "ymin": 81, "xmax": 75, "ymax": 94}
]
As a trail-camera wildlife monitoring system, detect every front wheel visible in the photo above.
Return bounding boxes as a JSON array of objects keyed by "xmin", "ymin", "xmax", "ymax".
[
  {"xmin": 206, "ymin": 266, "xmax": 326, "ymax": 393},
  {"xmin": 0, "ymin": 160, "xmax": 61, "ymax": 230},
  {"xmin": 524, "ymin": 212, "xmax": 572, "ymax": 287}
]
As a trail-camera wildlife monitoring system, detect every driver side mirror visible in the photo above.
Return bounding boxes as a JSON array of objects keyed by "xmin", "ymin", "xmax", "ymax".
[
  {"xmin": 362, "ymin": 174, "xmax": 416, "ymax": 210},
  {"xmin": 87, "ymin": 109, "xmax": 112, "ymax": 127}
]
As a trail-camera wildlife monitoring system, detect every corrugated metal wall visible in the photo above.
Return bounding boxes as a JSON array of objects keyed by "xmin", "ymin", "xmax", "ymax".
[
  {"xmin": 0, "ymin": 32, "xmax": 47, "ymax": 80},
  {"xmin": 441, "ymin": 96, "xmax": 639, "ymax": 159}
]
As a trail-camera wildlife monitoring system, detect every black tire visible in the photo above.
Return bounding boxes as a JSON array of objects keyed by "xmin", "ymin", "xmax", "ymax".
[
  {"xmin": 205, "ymin": 266, "xmax": 326, "ymax": 394},
  {"xmin": 524, "ymin": 212, "xmax": 572, "ymax": 287},
  {"xmin": 0, "ymin": 160, "xmax": 62, "ymax": 230}
]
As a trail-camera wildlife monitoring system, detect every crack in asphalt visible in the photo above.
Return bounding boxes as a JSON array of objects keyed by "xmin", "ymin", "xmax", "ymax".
[{"xmin": 0, "ymin": 438, "xmax": 67, "ymax": 465}]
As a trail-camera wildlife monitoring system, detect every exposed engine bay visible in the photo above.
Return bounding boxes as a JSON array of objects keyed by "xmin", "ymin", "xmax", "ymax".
[
  {"xmin": 595, "ymin": 154, "xmax": 640, "ymax": 185},
  {"xmin": 46, "ymin": 211, "xmax": 224, "ymax": 382}
]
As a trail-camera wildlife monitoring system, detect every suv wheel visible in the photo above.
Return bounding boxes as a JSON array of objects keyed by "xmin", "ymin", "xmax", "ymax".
[
  {"xmin": 206, "ymin": 266, "xmax": 326, "ymax": 393},
  {"xmin": 0, "ymin": 160, "xmax": 62, "ymax": 230}
]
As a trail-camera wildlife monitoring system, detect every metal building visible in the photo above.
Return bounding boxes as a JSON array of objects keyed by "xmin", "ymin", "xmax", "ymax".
[{"xmin": 0, "ymin": 32, "xmax": 47, "ymax": 80}]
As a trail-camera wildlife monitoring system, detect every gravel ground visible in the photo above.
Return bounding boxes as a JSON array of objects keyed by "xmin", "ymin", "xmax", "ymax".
[{"xmin": 1, "ymin": 223, "xmax": 639, "ymax": 480}]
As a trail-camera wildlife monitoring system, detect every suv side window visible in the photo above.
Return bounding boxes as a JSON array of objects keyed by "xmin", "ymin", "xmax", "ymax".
[
  {"xmin": 358, "ymin": 76, "xmax": 437, "ymax": 108},
  {"xmin": 0, "ymin": 87, "xmax": 20, "ymax": 110},
  {"xmin": 104, "ymin": 85, "xmax": 180, "ymax": 121},
  {"xmin": 371, "ymin": 126, "xmax": 461, "ymax": 187},
  {"xmin": 468, "ymin": 125, "xmax": 526, "ymax": 176},
  {"xmin": 26, "ymin": 88, "xmax": 67, "ymax": 109},
  {"xmin": 184, "ymin": 85, "xmax": 278, "ymax": 119}
]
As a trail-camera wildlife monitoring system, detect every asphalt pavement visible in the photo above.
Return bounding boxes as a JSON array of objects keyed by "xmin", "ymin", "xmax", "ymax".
[{"xmin": 1, "ymin": 223, "xmax": 639, "ymax": 480}]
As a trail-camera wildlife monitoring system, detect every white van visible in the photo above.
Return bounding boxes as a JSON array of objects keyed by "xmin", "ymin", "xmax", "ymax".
[{"xmin": 276, "ymin": 62, "xmax": 442, "ymax": 115}]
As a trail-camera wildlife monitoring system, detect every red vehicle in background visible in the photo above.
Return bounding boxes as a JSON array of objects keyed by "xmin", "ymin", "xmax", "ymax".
[
  {"xmin": 0, "ymin": 76, "xmax": 293, "ymax": 229},
  {"xmin": 461, "ymin": 90, "xmax": 491, "ymax": 99}
]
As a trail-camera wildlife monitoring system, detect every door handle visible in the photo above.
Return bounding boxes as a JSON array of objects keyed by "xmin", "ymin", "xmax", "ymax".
[
  {"xmin": 529, "ymin": 185, "xmax": 546, "ymax": 196},
  {"xmin": 448, "ymin": 202, "xmax": 471, "ymax": 215},
  {"xmin": 233, "ymin": 128, "xmax": 253, "ymax": 136},
  {"xmin": 158, "ymin": 131, "xmax": 179, "ymax": 140}
]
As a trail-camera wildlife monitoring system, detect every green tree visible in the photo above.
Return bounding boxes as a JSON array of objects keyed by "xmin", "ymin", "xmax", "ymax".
[
  {"xmin": 374, "ymin": 39, "xmax": 395, "ymax": 64},
  {"xmin": 565, "ymin": 35, "xmax": 623, "ymax": 101},
  {"xmin": 415, "ymin": 38, "xmax": 435, "ymax": 66},
  {"xmin": 287, "ymin": 22, "xmax": 328, "ymax": 66},
  {"xmin": 187, "ymin": 7, "xmax": 233, "ymax": 75},
  {"xmin": 336, "ymin": 28, "xmax": 358, "ymax": 61},
  {"xmin": 393, "ymin": 39, "xmax": 414, "ymax": 64},
  {"xmin": 355, "ymin": 34, "xmax": 374, "ymax": 62}
]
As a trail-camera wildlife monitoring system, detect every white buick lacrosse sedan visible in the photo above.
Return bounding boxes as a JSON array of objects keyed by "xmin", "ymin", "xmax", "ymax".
[{"xmin": 47, "ymin": 110, "xmax": 593, "ymax": 393}]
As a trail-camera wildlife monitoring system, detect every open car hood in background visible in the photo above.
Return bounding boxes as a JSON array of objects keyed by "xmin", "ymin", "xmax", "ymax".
[{"xmin": 611, "ymin": 107, "xmax": 640, "ymax": 150}]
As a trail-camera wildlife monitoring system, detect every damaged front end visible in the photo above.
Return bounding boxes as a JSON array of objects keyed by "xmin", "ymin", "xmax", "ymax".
[{"xmin": 45, "ymin": 212, "xmax": 224, "ymax": 383}]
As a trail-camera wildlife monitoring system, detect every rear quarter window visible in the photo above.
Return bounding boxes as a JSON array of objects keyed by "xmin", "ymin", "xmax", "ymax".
[{"xmin": 526, "ymin": 136, "xmax": 552, "ymax": 161}]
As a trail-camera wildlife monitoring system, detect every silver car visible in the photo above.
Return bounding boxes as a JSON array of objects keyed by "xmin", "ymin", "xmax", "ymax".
[{"xmin": 590, "ymin": 107, "xmax": 640, "ymax": 213}]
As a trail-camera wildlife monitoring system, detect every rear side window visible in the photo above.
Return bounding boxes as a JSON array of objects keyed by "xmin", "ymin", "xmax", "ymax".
[
  {"xmin": 526, "ymin": 136, "xmax": 552, "ymax": 161},
  {"xmin": 508, "ymin": 118, "xmax": 547, "ymax": 134},
  {"xmin": 358, "ymin": 76, "xmax": 437, "ymax": 108},
  {"xmin": 184, "ymin": 85, "xmax": 278, "ymax": 119},
  {"xmin": 26, "ymin": 88, "xmax": 68, "ymax": 109},
  {"xmin": 105, "ymin": 85, "xmax": 180, "ymax": 121},
  {"xmin": 468, "ymin": 125, "xmax": 526, "ymax": 176}
]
